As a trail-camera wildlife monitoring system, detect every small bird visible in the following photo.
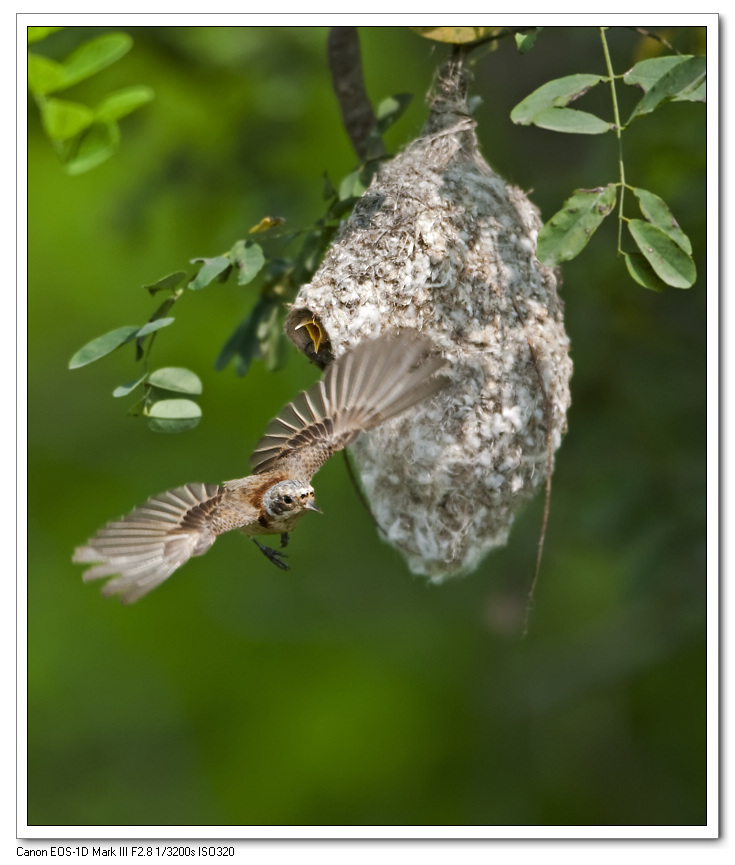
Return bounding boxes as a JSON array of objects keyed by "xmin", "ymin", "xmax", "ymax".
[{"xmin": 73, "ymin": 330, "xmax": 447, "ymax": 604}]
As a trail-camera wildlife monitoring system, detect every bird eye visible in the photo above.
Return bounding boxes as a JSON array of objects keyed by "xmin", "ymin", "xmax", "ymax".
[{"xmin": 283, "ymin": 495, "xmax": 293, "ymax": 504}]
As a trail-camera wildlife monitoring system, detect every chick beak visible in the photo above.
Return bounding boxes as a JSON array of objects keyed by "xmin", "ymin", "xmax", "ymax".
[{"xmin": 305, "ymin": 499, "xmax": 321, "ymax": 514}]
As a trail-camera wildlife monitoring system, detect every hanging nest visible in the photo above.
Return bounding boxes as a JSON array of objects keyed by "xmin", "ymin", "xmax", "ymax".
[{"xmin": 285, "ymin": 57, "xmax": 573, "ymax": 581}]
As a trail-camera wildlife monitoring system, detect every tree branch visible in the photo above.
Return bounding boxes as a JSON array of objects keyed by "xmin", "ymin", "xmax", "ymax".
[{"xmin": 327, "ymin": 27, "xmax": 383, "ymax": 161}]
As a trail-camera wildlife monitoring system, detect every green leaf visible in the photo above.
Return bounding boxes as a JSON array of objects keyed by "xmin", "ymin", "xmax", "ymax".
[
  {"xmin": 69, "ymin": 325, "xmax": 140, "ymax": 369},
  {"xmin": 148, "ymin": 296, "xmax": 177, "ymax": 324},
  {"xmin": 188, "ymin": 255, "xmax": 232, "ymax": 291},
  {"xmin": 375, "ymin": 93, "xmax": 413, "ymax": 134},
  {"xmin": 112, "ymin": 375, "xmax": 147, "ymax": 398},
  {"xmin": 625, "ymin": 56, "xmax": 688, "ymax": 91},
  {"xmin": 229, "ymin": 241, "xmax": 265, "ymax": 286},
  {"xmin": 27, "ymin": 53, "xmax": 66, "ymax": 96},
  {"xmin": 146, "ymin": 399, "xmax": 202, "ymax": 434},
  {"xmin": 135, "ymin": 317, "xmax": 175, "ymax": 337},
  {"xmin": 630, "ymin": 187, "xmax": 692, "ymax": 254},
  {"xmin": 627, "ymin": 56, "xmax": 706, "ymax": 122},
  {"xmin": 677, "ymin": 79, "xmax": 705, "ymax": 103},
  {"xmin": 28, "ymin": 27, "xmax": 64, "ymax": 45},
  {"xmin": 60, "ymin": 33, "xmax": 133, "ymax": 89},
  {"xmin": 322, "ymin": 172, "xmax": 337, "ymax": 201},
  {"xmin": 510, "ymin": 74, "xmax": 605, "ymax": 125},
  {"xmin": 411, "ymin": 26, "xmax": 504, "ymax": 44},
  {"xmin": 515, "ymin": 28, "xmax": 542, "ymax": 54},
  {"xmin": 339, "ymin": 169, "xmax": 368, "ymax": 201},
  {"xmin": 40, "ymin": 98, "xmax": 94, "ymax": 140},
  {"xmin": 624, "ymin": 55, "xmax": 706, "ymax": 103},
  {"xmin": 144, "ymin": 271, "xmax": 187, "ymax": 295},
  {"xmin": 627, "ymin": 219, "xmax": 696, "ymax": 288},
  {"xmin": 147, "ymin": 367, "xmax": 203, "ymax": 395},
  {"xmin": 361, "ymin": 93, "xmax": 413, "ymax": 159},
  {"xmin": 62, "ymin": 121, "xmax": 120, "ymax": 175},
  {"xmin": 536, "ymin": 184, "xmax": 618, "ymax": 266},
  {"xmin": 95, "ymin": 85, "xmax": 154, "ymax": 122},
  {"xmin": 624, "ymin": 253, "xmax": 668, "ymax": 292},
  {"xmin": 529, "ymin": 106, "xmax": 612, "ymax": 135}
]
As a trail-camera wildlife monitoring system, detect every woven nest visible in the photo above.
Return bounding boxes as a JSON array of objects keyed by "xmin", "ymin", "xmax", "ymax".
[{"xmin": 285, "ymin": 58, "xmax": 573, "ymax": 580}]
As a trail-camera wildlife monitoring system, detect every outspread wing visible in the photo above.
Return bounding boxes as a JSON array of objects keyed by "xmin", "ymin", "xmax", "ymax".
[
  {"xmin": 250, "ymin": 330, "xmax": 447, "ymax": 478},
  {"xmin": 73, "ymin": 483, "xmax": 225, "ymax": 604}
]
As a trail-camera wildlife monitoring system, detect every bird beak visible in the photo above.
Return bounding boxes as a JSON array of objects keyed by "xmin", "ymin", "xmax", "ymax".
[{"xmin": 305, "ymin": 499, "xmax": 321, "ymax": 513}]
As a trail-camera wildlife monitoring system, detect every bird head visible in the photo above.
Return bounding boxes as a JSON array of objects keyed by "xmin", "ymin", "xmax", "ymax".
[{"xmin": 263, "ymin": 480, "xmax": 320, "ymax": 518}]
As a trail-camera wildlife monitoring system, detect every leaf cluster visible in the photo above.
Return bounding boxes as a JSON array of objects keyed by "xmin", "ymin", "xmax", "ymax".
[
  {"xmin": 67, "ymin": 237, "xmax": 265, "ymax": 434},
  {"xmin": 68, "ymin": 91, "xmax": 411, "ymax": 433},
  {"xmin": 28, "ymin": 27, "xmax": 153, "ymax": 174},
  {"xmin": 509, "ymin": 35, "xmax": 704, "ymax": 290}
]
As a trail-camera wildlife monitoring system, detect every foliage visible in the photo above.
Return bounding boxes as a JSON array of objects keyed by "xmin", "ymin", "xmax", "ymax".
[
  {"xmin": 409, "ymin": 26, "xmax": 704, "ymax": 292},
  {"xmin": 508, "ymin": 28, "xmax": 704, "ymax": 290},
  {"xmin": 27, "ymin": 27, "xmax": 153, "ymax": 174},
  {"xmin": 64, "ymin": 25, "xmax": 705, "ymax": 434},
  {"xmin": 67, "ymin": 93, "xmax": 411, "ymax": 431}
]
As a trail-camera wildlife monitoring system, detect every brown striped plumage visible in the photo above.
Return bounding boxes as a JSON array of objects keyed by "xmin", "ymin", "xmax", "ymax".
[{"xmin": 73, "ymin": 330, "xmax": 447, "ymax": 603}]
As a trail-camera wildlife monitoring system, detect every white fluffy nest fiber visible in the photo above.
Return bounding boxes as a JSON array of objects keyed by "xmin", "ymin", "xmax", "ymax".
[{"xmin": 285, "ymin": 59, "xmax": 573, "ymax": 581}]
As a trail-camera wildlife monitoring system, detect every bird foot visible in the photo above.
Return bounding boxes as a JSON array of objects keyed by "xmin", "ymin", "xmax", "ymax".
[{"xmin": 253, "ymin": 539, "xmax": 290, "ymax": 571}]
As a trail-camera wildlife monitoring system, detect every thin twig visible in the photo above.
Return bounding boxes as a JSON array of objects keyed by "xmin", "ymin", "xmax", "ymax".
[
  {"xmin": 342, "ymin": 449, "xmax": 387, "ymax": 537},
  {"xmin": 629, "ymin": 26, "xmax": 681, "ymax": 56},
  {"xmin": 327, "ymin": 27, "xmax": 383, "ymax": 161},
  {"xmin": 600, "ymin": 28, "xmax": 626, "ymax": 256},
  {"xmin": 457, "ymin": 27, "xmax": 537, "ymax": 53}
]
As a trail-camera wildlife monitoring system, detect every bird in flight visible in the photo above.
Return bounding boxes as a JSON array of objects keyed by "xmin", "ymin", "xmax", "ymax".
[{"xmin": 73, "ymin": 330, "xmax": 447, "ymax": 604}]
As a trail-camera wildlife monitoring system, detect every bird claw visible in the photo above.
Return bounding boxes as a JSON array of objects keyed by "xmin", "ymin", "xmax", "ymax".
[
  {"xmin": 280, "ymin": 532, "xmax": 289, "ymax": 548},
  {"xmin": 253, "ymin": 539, "xmax": 290, "ymax": 571}
]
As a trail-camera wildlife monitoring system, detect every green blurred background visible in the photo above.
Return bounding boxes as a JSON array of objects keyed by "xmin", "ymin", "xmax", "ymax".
[{"xmin": 27, "ymin": 26, "xmax": 707, "ymax": 827}]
